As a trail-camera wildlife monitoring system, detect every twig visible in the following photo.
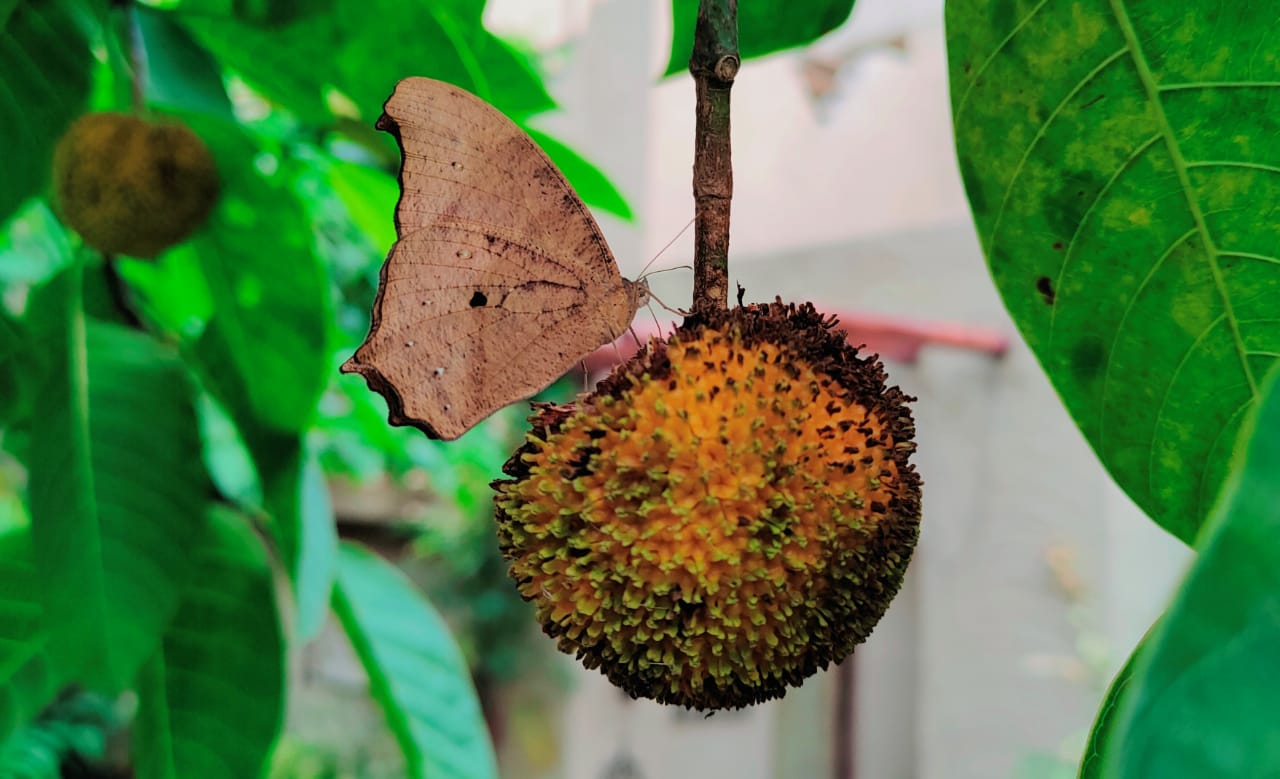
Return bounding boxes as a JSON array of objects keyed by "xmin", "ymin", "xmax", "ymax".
[
  {"xmin": 689, "ymin": 0, "xmax": 738, "ymax": 315},
  {"xmin": 111, "ymin": 0, "xmax": 148, "ymax": 113}
]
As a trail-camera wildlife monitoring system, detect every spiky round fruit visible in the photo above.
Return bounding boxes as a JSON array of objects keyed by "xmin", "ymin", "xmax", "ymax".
[
  {"xmin": 493, "ymin": 300, "xmax": 921, "ymax": 710},
  {"xmin": 52, "ymin": 112, "xmax": 219, "ymax": 258}
]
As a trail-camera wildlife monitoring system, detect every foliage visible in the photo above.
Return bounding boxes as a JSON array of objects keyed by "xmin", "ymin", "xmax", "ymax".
[
  {"xmin": 333, "ymin": 543, "xmax": 497, "ymax": 779},
  {"xmin": 0, "ymin": 1, "xmax": 860, "ymax": 777},
  {"xmin": 947, "ymin": 1, "xmax": 1280, "ymax": 775}
]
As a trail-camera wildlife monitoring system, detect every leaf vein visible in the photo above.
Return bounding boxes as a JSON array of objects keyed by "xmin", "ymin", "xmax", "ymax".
[{"xmin": 1108, "ymin": 0, "xmax": 1258, "ymax": 396}]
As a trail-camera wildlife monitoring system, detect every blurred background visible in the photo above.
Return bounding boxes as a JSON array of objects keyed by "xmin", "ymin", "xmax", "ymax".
[{"xmin": 0, "ymin": 0, "xmax": 1197, "ymax": 777}]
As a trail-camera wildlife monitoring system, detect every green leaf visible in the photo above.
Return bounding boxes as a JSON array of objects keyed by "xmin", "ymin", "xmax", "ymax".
[
  {"xmin": 114, "ymin": 248, "xmax": 214, "ymax": 339},
  {"xmin": 190, "ymin": 334, "xmax": 335, "ymax": 640},
  {"xmin": 1079, "ymin": 634, "xmax": 1145, "ymax": 779},
  {"xmin": 0, "ymin": 310, "xmax": 33, "ymax": 425},
  {"xmin": 947, "ymin": 0, "xmax": 1280, "ymax": 542},
  {"xmin": 289, "ymin": 450, "xmax": 336, "ymax": 641},
  {"xmin": 332, "ymin": 542, "xmax": 497, "ymax": 779},
  {"xmin": 1100, "ymin": 366, "xmax": 1280, "ymax": 777},
  {"xmin": 178, "ymin": 0, "xmax": 553, "ymax": 125},
  {"xmin": 141, "ymin": 0, "xmax": 333, "ymax": 26},
  {"xmin": 0, "ymin": 0, "xmax": 94, "ymax": 224},
  {"xmin": 25, "ymin": 267, "xmax": 210, "ymax": 690},
  {"xmin": 132, "ymin": 506, "xmax": 285, "ymax": 779},
  {"xmin": 0, "ymin": 688, "xmax": 115, "ymax": 776},
  {"xmin": 524, "ymin": 127, "xmax": 633, "ymax": 221},
  {"xmin": 135, "ymin": 6, "xmax": 234, "ymax": 118},
  {"xmin": 664, "ymin": 0, "xmax": 855, "ymax": 76},
  {"xmin": 0, "ymin": 200, "xmax": 75, "ymax": 285},
  {"xmin": 184, "ymin": 115, "xmax": 330, "ymax": 434},
  {"xmin": 321, "ymin": 155, "xmax": 398, "ymax": 252},
  {"xmin": 0, "ymin": 529, "xmax": 59, "ymax": 744}
]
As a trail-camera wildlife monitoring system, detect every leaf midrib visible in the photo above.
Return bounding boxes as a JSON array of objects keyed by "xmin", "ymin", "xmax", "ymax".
[{"xmin": 1108, "ymin": 0, "xmax": 1258, "ymax": 397}]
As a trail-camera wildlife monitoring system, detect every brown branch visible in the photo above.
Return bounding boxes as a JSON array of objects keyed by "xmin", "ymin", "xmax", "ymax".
[{"xmin": 689, "ymin": 0, "xmax": 738, "ymax": 315}]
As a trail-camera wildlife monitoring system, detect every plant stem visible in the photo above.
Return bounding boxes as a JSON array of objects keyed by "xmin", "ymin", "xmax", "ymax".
[
  {"xmin": 111, "ymin": 0, "xmax": 148, "ymax": 113},
  {"xmin": 689, "ymin": 0, "xmax": 738, "ymax": 315}
]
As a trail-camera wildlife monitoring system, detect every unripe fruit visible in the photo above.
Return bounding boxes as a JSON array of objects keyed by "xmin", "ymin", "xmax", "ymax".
[{"xmin": 52, "ymin": 112, "xmax": 219, "ymax": 258}]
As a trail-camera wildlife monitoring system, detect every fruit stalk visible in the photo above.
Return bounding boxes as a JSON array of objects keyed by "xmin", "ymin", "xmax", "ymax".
[{"xmin": 689, "ymin": 0, "xmax": 738, "ymax": 316}]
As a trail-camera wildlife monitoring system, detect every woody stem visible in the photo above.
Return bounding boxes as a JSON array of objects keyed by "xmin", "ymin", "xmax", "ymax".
[{"xmin": 689, "ymin": 0, "xmax": 738, "ymax": 315}]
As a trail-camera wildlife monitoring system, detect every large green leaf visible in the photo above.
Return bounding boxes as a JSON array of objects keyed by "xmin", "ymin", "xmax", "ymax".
[
  {"xmin": 1078, "ymin": 633, "xmax": 1145, "ymax": 778},
  {"xmin": 664, "ymin": 0, "xmax": 855, "ymax": 76},
  {"xmin": 25, "ymin": 267, "xmax": 210, "ymax": 690},
  {"xmin": 332, "ymin": 543, "xmax": 497, "ymax": 779},
  {"xmin": 1096, "ymin": 366, "xmax": 1280, "ymax": 777},
  {"xmin": 0, "ymin": 529, "xmax": 58, "ymax": 743},
  {"xmin": 132, "ymin": 506, "xmax": 284, "ymax": 779},
  {"xmin": 0, "ymin": 0, "xmax": 93, "ymax": 225},
  {"xmin": 947, "ymin": 0, "xmax": 1280, "ymax": 542},
  {"xmin": 177, "ymin": 0, "xmax": 552, "ymax": 125}
]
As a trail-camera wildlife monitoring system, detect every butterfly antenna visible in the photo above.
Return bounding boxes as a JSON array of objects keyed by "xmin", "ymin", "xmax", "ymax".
[{"xmin": 637, "ymin": 218, "xmax": 695, "ymax": 280}]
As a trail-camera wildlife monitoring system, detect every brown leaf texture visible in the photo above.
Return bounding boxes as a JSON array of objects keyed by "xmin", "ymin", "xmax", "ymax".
[{"xmin": 342, "ymin": 77, "xmax": 648, "ymax": 440}]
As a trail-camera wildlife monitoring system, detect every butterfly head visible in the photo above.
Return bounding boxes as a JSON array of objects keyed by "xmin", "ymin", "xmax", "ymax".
[{"xmin": 623, "ymin": 276, "xmax": 651, "ymax": 314}]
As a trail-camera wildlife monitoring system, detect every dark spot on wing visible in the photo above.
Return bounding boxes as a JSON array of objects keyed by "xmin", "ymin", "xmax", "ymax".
[{"xmin": 470, "ymin": 291, "xmax": 488, "ymax": 307}]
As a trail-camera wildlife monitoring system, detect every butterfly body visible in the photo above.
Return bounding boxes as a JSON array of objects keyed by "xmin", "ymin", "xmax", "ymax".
[{"xmin": 342, "ymin": 77, "xmax": 647, "ymax": 440}]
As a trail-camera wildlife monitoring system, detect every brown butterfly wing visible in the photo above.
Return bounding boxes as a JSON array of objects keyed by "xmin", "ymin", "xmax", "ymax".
[{"xmin": 342, "ymin": 77, "xmax": 640, "ymax": 440}]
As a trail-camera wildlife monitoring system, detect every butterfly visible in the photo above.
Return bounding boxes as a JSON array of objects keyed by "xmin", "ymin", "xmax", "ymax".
[{"xmin": 342, "ymin": 77, "xmax": 649, "ymax": 440}]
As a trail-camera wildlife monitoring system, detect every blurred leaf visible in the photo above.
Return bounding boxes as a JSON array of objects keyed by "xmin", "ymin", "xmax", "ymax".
[
  {"xmin": 664, "ymin": 0, "xmax": 855, "ymax": 76},
  {"xmin": 0, "ymin": 201, "xmax": 75, "ymax": 286},
  {"xmin": 25, "ymin": 267, "xmax": 210, "ymax": 690},
  {"xmin": 0, "ymin": 0, "xmax": 94, "ymax": 224},
  {"xmin": 115, "ymin": 248, "xmax": 214, "ymax": 339},
  {"xmin": 133, "ymin": 506, "xmax": 284, "ymax": 779},
  {"xmin": 0, "ymin": 688, "xmax": 116, "ymax": 777},
  {"xmin": 195, "ymin": 392, "xmax": 262, "ymax": 508},
  {"xmin": 0, "ymin": 529, "xmax": 59, "ymax": 744},
  {"xmin": 1079, "ymin": 638, "xmax": 1144, "ymax": 779},
  {"xmin": 1102, "ymin": 367, "xmax": 1280, "ymax": 777},
  {"xmin": 947, "ymin": 0, "xmax": 1280, "ymax": 543},
  {"xmin": 332, "ymin": 542, "xmax": 497, "ymax": 779},
  {"xmin": 178, "ymin": 0, "xmax": 553, "ymax": 125},
  {"xmin": 291, "ymin": 450, "xmax": 337, "ymax": 641},
  {"xmin": 0, "ymin": 310, "xmax": 32, "ymax": 424},
  {"xmin": 142, "ymin": 0, "xmax": 332, "ymax": 26},
  {"xmin": 192, "ymin": 371, "xmax": 335, "ymax": 641},
  {"xmin": 184, "ymin": 115, "xmax": 330, "ymax": 434},
  {"xmin": 321, "ymin": 155, "xmax": 397, "ymax": 253},
  {"xmin": 525, "ymin": 127, "xmax": 633, "ymax": 221},
  {"xmin": 135, "ymin": 6, "xmax": 234, "ymax": 118}
]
